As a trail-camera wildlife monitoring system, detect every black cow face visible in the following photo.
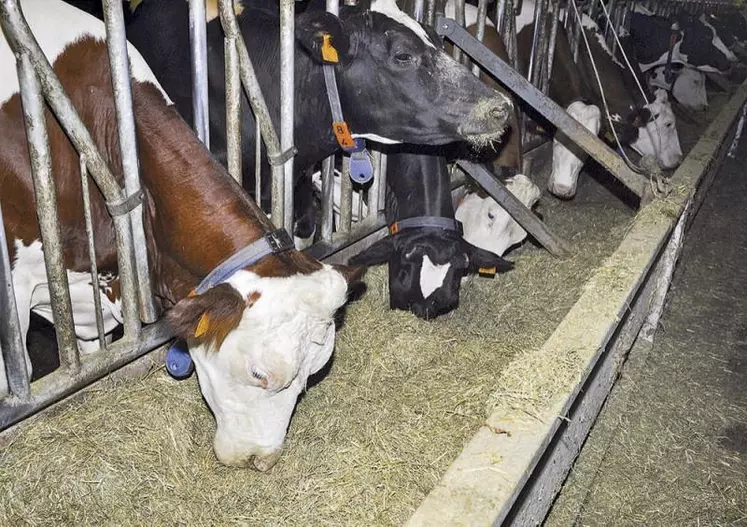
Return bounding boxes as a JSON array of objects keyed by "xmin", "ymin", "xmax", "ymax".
[
  {"xmin": 294, "ymin": 0, "xmax": 513, "ymax": 149},
  {"xmin": 349, "ymin": 229, "xmax": 513, "ymax": 320}
]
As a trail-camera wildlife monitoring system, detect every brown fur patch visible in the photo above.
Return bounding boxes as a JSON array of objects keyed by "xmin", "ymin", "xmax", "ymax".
[{"xmin": 165, "ymin": 283, "xmax": 248, "ymax": 351}]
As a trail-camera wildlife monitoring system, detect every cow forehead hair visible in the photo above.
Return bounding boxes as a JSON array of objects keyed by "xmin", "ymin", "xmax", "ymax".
[{"xmin": 369, "ymin": 0, "xmax": 436, "ymax": 49}]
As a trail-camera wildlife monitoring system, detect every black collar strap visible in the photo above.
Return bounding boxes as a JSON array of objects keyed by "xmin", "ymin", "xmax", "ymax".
[
  {"xmin": 192, "ymin": 228, "xmax": 295, "ymax": 295},
  {"xmin": 389, "ymin": 216, "xmax": 463, "ymax": 236}
]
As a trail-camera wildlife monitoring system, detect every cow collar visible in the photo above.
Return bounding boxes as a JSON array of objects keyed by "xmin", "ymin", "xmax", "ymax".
[
  {"xmin": 321, "ymin": 35, "xmax": 375, "ymax": 184},
  {"xmin": 164, "ymin": 228, "xmax": 295, "ymax": 378},
  {"xmin": 389, "ymin": 216, "xmax": 463, "ymax": 236}
]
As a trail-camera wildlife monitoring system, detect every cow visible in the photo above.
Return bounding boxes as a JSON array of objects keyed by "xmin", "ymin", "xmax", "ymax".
[
  {"xmin": 348, "ymin": 151, "xmax": 513, "ymax": 320},
  {"xmin": 124, "ymin": 0, "xmax": 514, "ymax": 242},
  {"xmin": 455, "ymin": 175, "xmax": 541, "ymax": 257},
  {"xmin": 673, "ymin": 8, "xmax": 738, "ymax": 64},
  {"xmin": 700, "ymin": 10, "xmax": 747, "ymax": 47},
  {"xmin": 648, "ymin": 64, "xmax": 708, "ymax": 112},
  {"xmin": 517, "ymin": 15, "xmax": 683, "ymax": 198},
  {"xmin": 628, "ymin": 7, "xmax": 732, "ymax": 73},
  {"xmin": 0, "ymin": 0, "xmax": 365, "ymax": 472}
]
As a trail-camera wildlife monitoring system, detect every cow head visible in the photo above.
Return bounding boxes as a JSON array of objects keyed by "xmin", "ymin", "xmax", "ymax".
[
  {"xmin": 629, "ymin": 89, "xmax": 683, "ymax": 169},
  {"xmin": 165, "ymin": 265, "xmax": 364, "ymax": 470},
  {"xmin": 649, "ymin": 64, "xmax": 707, "ymax": 111},
  {"xmin": 295, "ymin": 0, "xmax": 513, "ymax": 148},
  {"xmin": 548, "ymin": 101, "xmax": 602, "ymax": 199},
  {"xmin": 455, "ymin": 175, "xmax": 542, "ymax": 256},
  {"xmin": 349, "ymin": 228, "xmax": 512, "ymax": 319}
]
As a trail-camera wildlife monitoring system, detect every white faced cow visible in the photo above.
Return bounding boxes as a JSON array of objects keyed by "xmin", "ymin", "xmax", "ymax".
[
  {"xmin": 649, "ymin": 64, "xmax": 708, "ymax": 112},
  {"xmin": 1, "ymin": 0, "xmax": 365, "ymax": 471}
]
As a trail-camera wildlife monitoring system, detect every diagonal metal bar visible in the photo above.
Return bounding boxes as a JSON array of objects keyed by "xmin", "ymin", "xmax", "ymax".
[
  {"xmin": 436, "ymin": 16, "xmax": 650, "ymax": 202},
  {"xmin": 457, "ymin": 161, "xmax": 572, "ymax": 258}
]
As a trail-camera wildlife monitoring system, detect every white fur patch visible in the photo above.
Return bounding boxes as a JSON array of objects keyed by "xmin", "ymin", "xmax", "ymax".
[
  {"xmin": 192, "ymin": 266, "xmax": 348, "ymax": 467},
  {"xmin": 419, "ymin": 255, "xmax": 450, "ymax": 299},
  {"xmin": 0, "ymin": 0, "xmax": 170, "ymax": 106},
  {"xmin": 455, "ymin": 174, "xmax": 541, "ymax": 256},
  {"xmin": 370, "ymin": 0, "xmax": 435, "ymax": 49},
  {"xmin": 548, "ymin": 101, "xmax": 601, "ymax": 198}
]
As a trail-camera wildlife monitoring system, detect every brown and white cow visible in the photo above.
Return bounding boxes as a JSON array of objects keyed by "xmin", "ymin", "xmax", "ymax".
[{"xmin": 0, "ymin": 0, "xmax": 363, "ymax": 471}]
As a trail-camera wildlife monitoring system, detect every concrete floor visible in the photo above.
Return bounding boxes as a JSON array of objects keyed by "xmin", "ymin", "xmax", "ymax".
[{"xmin": 544, "ymin": 122, "xmax": 747, "ymax": 526}]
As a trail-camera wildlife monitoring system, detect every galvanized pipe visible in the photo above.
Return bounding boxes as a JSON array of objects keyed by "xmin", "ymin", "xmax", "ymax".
[
  {"xmin": 425, "ymin": 0, "xmax": 438, "ymax": 27},
  {"xmin": 472, "ymin": 0, "xmax": 490, "ymax": 76},
  {"xmin": 0, "ymin": 200, "xmax": 30, "ymax": 400},
  {"xmin": 339, "ymin": 156, "xmax": 353, "ymax": 234},
  {"xmin": 101, "ymin": 0, "xmax": 157, "ymax": 324},
  {"xmin": 321, "ymin": 156, "xmax": 335, "ymax": 241},
  {"xmin": 452, "ymin": 0, "xmax": 466, "ymax": 63},
  {"xmin": 17, "ymin": 52, "xmax": 80, "ymax": 373},
  {"xmin": 217, "ymin": 0, "xmax": 285, "ymax": 228},
  {"xmin": 412, "ymin": 0, "xmax": 425, "ymax": 22},
  {"xmin": 79, "ymin": 156, "xmax": 107, "ymax": 351},
  {"xmin": 188, "ymin": 0, "xmax": 210, "ymax": 148},
  {"xmin": 0, "ymin": 0, "xmax": 141, "ymax": 343},
  {"xmin": 280, "ymin": 0, "xmax": 295, "ymax": 236},
  {"xmin": 543, "ymin": 0, "xmax": 560, "ymax": 94},
  {"xmin": 224, "ymin": 36, "xmax": 242, "ymax": 183},
  {"xmin": 367, "ymin": 150, "xmax": 383, "ymax": 218},
  {"xmin": 255, "ymin": 120, "xmax": 262, "ymax": 205}
]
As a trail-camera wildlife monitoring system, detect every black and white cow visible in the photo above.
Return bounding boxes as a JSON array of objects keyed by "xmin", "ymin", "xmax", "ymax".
[
  {"xmin": 348, "ymin": 151, "xmax": 512, "ymax": 320},
  {"xmin": 629, "ymin": 6, "xmax": 733, "ymax": 73},
  {"xmin": 125, "ymin": 0, "xmax": 513, "ymax": 239},
  {"xmin": 648, "ymin": 64, "xmax": 708, "ymax": 111},
  {"xmin": 700, "ymin": 9, "xmax": 747, "ymax": 47}
]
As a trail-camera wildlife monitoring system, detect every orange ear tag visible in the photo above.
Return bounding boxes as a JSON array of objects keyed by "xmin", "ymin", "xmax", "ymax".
[
  {"xmin": 389, "ymin": 223, "xmax": 400, "ymax": 235},
  {"xmin": 478, "ymin": 267, "xmax": 497, "ymax": 278},
  {"xmin": 332, "ymin": 121, "xmax": 356, "ymax": 150},
  {"xmin": 195, "ymin": 313, "xmax": 210, "ymax": 338},
  {"xmin": 321, "ymin": 33, "xmax": 339, "ymax": 63}
]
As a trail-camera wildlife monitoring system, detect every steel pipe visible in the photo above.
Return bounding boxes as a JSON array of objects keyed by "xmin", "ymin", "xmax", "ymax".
[
  {"xmin": 339, "ymin": 156, "xmax": 353, "ymax": 234},
  {"xmin": 224, "ymin": 35, "xmax": 242, "ymax": 183},
  {"xmin": 321, "ymin": 156, "xmax": 336, "ymax": 242},
  {"xmin": 17, "ymin": 52, "xmax": 80, "ymax": 373},
  {"xmin": 472, "ymin": 0, "xmax": 489, "ymax": 76},
  {"xmin": 280, "ymin": 0, "xmax": 295, "ymax": 236},
  {"xmin": 188, "ymin": 0, "xmax": 210, "ymax": 148}
]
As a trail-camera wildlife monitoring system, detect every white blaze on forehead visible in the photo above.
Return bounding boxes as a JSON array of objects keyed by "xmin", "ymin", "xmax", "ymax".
[
  {"xmin": 419, "ymin": 255, "xmax": 450, "ymax": 299},
  {"xmin": 0, "ymin": 0, "xmax": 170, "ymax": 106},
  {"xmin": 548, "ymin": 101, "xmax": 601, "ymax": 198},
  {"xmin": 370, "ymin": 0, "xmax": 436, "ymax": 49},
  {"xmin": 632, "ymin": 89, "xmax": 682, "ymax": 169}
]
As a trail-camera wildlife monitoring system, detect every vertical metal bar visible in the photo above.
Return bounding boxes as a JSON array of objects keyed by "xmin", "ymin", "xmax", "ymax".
[
  {"xmin": 280, "ymin": 0, "xmax": 295, "ymax": 236},
  {"xmin": 79, "ymin": 156, "xmax": 107, "ymax": 351},
  {"xmin": 188, "ymin": 0, "xmax": 210, "ymax": 148},
  {"xmin": 529, "ymin": 0, "xmax": 548, "ymax": 88},
  {"xmin": 453, "ymin": 0, "xmax": 466, "ymax": 63},
  {"xmin": 255, "ymin": 121, "xmax": 262, "ymax": 206},
  {"xmin": 425, "ymin": 0, "xmax": 438, "ymax": 27},
  {"xmin": 225, "ymin": 35, "xmax": 242, "ymax": 183},
  {"xmin": 17, "ymin": 53, "xmax": 80, "ymax": 373},
  {"xmin": 367, "ymin": 150, "xmax": 383, "ymax": 218},
  {"xmin": 543, "ymin": 0, "xmax": 560, "ymax": 94},
  {"xmin": 472, "ymin": 0, "xmax": 489, "ymax": 76},
  {"xmin": 378, "ymin": 153, "xmax": 388, "ymax": 215},
  {"xmin": 217, "ymin": 0, "xmax": 285, "ymax": 229},
  {"xmin": 497, "ymin": 0, "xmax": 507, "ymax": 34},
  {"xmin": 505, "ymin": 0, "xmax": 518, "ymax": 69},
  {"xmin": 0, "ymin": 200, "xmax": 30, "ymax": 400},
  {"xmin": 101, "ymin": 0, "xmax": 157, "ymax": 324},
  {"xmin": 339, "ymin": 156, "xmax": 353, "ymax": 234},
  {"xmin": 413, "ymin": 0, "xmax": 425, "ymax": 22},
  {"xmin": 321, "ymin": 156, "xmax": 335, "ymax": 241}
]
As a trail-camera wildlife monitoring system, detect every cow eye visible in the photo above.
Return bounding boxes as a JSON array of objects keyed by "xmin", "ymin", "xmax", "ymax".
[
  {"xmin": 395, "ymin": 52, "xmax": 414, "ymax": 64},
  {"xmin": 653, "ymin": 113, "xmax": 660, "ymax": 120},
  {"xmin": 487, "ymin": 211, "xmax": 495, "ymax": 220}
]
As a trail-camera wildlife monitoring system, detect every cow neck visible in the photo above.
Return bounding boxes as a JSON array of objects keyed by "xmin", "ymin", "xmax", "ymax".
[
  {"xmin": 385, "ymin": 154, "xmax": 455, "ymax": 225},
  {"xmin": 132, "ymin": 82, "xmax": 321, "ymax": 304}
]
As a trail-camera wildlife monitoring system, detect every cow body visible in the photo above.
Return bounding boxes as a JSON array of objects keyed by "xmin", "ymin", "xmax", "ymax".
[
  {"xmin": 124, "ymin": 0, "xmax": 513, "ymax": 238},
  {"xmin": 1, "ymin": 0, "xmax": 364, "ymax": 471}
]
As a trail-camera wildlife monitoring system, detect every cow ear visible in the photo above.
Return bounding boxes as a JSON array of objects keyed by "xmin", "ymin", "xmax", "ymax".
[
  {"xmin": 628, "ymin": 107, "xmax": 652, "ymax": 128},
  {"xmin": 165, "ymin": 284, "xmax": 251, "ymax": 350},
  {"xmin": 347, "ymin": 237, "xmax": 394, "ymax": 266},
  {"xmin": 330, "ymin": 263, "xmax": 368, "ymax": 285},
  {"xmin": 461, "ymin": 240, "xmax": 514, "ymax": 274},
  {"xmin": 296, "ymin": 11, "xmax": 351, "ymax": 64}
]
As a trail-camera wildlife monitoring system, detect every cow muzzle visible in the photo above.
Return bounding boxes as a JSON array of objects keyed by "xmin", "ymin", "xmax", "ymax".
[{"xmin": 458, "ymin": 95, "xmax": 513, "ymax": 147}]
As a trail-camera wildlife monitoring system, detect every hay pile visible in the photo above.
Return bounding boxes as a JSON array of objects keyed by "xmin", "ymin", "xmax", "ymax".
[{"xmin": 0, "ymin": 157, "xmax": 637, "ymax": 525}]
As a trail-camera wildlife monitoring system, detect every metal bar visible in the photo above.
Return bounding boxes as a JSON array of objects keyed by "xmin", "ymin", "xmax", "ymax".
[
  {"xmin": 544, "ymin": 0, "xmax": 560, "ymax": 94},
  {"xmin": 425, "ymin": 0, "xmax": 438, "ymax": 27},
  {"xmin": 412, "ymin": 0, "xmax": 425, "ymax": 22},
  {"xmin": 217, "ymin": 0, "xmax": 286, "ymax": 228},
  {"xmin": 368, "ymin": 150, "xmax": 383, "ymax": 218},
  {"xmin": 378, "ymin": 153, "xmax": 388, "ymax": 212},
  {"xmin": 457, "ymin": 161, "xmax": 571, "ymax": 257},
  {"xmin": 224, "ymin": 35, "xmax": 242, "ymax": 183},
  {"xmin": 79, "ymin": 156, "xmax": 107, "ymax": 351},
  {"xmin": 255, "ymin": 120, "xmax": 262, "ymax": 205},
  {"xmin": 0, "ymin": 0, "xmax": 141, "ymax": 343},
  {"xmin": 339, "ymin": 156, "xmax": 353, "ymax": 234},
  {"xmin": 472, "ymin": 0, "xmax": 489, "ymax": 76},
  {"xmin": 101, "ymin": 0, "xmax": 157, "ymax": 324},
  {"xmin": 437, "ymin": 17, "xmax": 649, "ymax": 199},
  {"xmin": 528, "ymin": 0, "xmax": 545, "ymax": 87},
  {"xmin": 188, "ymin": 0, "xmax": 210, "ymax": 148},
  {"xmin": 321, "ymin": 156, "xmax": 335, "ymax": 241},
  {"xmin": 0, "ymin": 200, "xmax": 30, "ymax": 400},
  {"xmin": 280, "ymin": 0, "xmax": 295, "ymax": 236},
  {"xmin": 17, "ymin": 52, "xmax": 80, "ymax": 373},
  {"xmin": 453, "ymin": 0, "xmax": 466, "ymax": 63},
  {"xmin": 304, "ymin": 213, "xmax": 387, "ymax": 261}
]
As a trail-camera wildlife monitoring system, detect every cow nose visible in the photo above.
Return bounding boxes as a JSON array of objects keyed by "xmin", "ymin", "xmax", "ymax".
[{"xmin": 459, "ymin": 95, "xmax": 513, "ymax": 142}]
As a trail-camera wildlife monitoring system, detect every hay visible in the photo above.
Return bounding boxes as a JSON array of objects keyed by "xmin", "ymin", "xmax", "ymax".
[{"xmin": 0, "ymin": 149, "xmax": 638, "ymax": 526}]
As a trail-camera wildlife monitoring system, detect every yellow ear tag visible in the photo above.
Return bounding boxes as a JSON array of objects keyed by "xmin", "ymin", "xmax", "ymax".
[
  {"xmin": 195, "ymin": 313, "xmax": 210, "ymax": 338},
  {"xmin": 321, "ymin": 33, "xmax": 339, "ymax": 63},
  {"xmin": 478, "ymin": 267, "xmax": 497, "ymax": 278}
]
